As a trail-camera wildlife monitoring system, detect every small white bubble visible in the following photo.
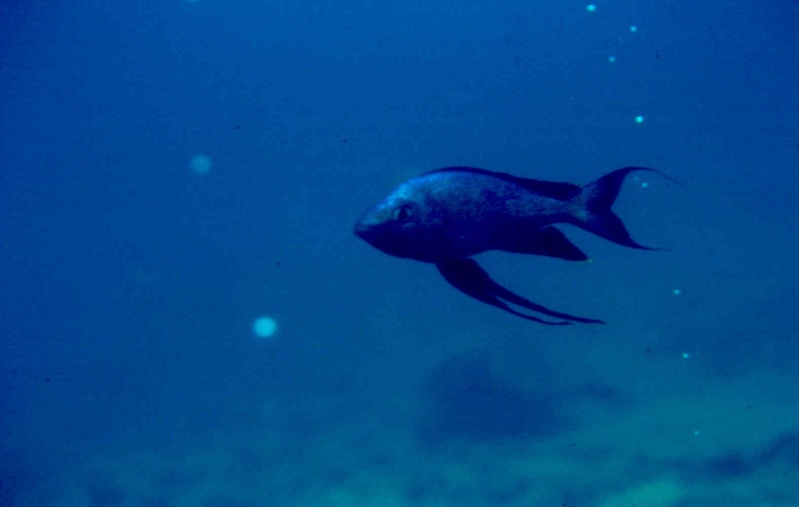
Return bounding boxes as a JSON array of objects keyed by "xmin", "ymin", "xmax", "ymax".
[
  {"xmin": 635, "ymin": 115, "xmax": 645, "ymax": 124},
  {"xmin": 641, "ymin": 182, "xmax": 649, "ymax": 188},
  {"xmin": 190, "ymin": 154, "xmax": 212, "ymax": 175},
  {"xmin": 586, "ymin": 4, "xmax": 597, "ymax": 12},
  {"xmin": 253, "ymin": 316, "xmax": 278, "ymax": 339},
  {"xmin": 682, "ymin": 352, "xmax": 691, "ymax": 360},
  {"xmin": 673, "ymin": 289, "xmax": 682, "ymax": 296},
  {"xmin": 608, "ymin": 55, "xmax": 616, "ymax": 63},
  {"xmin": 630, "ymin": 25, "xmax": 638, "ymax": 33}
]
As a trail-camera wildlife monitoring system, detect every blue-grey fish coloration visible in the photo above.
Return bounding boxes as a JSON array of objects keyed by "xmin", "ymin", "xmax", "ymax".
[{"xmin": 354, "ymin": 166, "xmax": 675, "ymax": 325}]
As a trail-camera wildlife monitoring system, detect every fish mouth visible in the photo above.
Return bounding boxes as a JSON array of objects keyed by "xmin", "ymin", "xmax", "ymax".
[
  {"xmin": 353, "ymin": 218, "xmax": 374, "ymax": 240},
  {"xmin": 353, "ymin": 221, "xmax": 368, "ymax": 238},
  {"xmin": 353, "ymin": 206, "xmax": 383, "ymax": 239}
]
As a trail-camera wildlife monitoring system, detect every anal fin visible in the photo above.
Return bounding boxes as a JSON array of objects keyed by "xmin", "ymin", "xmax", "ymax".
[{"xmin": 436, "ymin": 258, "xmax": 603, "ymax": 325}]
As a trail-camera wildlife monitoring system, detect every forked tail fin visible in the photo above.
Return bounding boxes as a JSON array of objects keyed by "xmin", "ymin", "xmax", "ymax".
[{"xmin": 573, "ymin": 166, "xmax": 682, "ymax": 250}]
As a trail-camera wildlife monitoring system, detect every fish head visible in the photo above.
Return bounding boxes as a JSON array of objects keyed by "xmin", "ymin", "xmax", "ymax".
[{"xmin": 354, "ymin": 181, "xmax": 440, "ymax": 262}]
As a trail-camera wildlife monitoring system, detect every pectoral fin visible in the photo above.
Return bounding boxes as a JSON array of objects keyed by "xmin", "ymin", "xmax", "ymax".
[
  {"xmin": 500, "ymin": 226, "xmax": 588, "ymax": 261},
  {"xmin": 436, "ymin": 258, "xmax": 603, "ymax": 325}
]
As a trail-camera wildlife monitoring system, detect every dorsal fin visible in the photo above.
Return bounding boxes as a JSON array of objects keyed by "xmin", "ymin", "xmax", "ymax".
[{"xmin": 425, "ymin": 166, "xmax": 580, "ymax": 201}]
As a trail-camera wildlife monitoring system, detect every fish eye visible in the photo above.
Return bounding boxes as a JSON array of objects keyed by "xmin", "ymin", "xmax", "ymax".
[{"xmin": 393, "ymin": 203, "xmax": 413, "ymax": 222}]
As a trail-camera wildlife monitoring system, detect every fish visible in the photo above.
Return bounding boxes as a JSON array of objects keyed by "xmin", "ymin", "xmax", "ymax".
[{"xmin": 354, "ymin": 166, "xmax": 678, "ymax": 325}]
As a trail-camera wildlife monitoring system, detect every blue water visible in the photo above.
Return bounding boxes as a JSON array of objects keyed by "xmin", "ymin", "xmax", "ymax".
[{"xmin": 2, "ymin": 1, "xmax": 798, "ymax": 506}]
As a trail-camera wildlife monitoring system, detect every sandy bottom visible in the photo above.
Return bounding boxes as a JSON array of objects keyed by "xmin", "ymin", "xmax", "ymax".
[{"xmin": 21, "ymin": 369, "xmax": 799, "ymax": 507}]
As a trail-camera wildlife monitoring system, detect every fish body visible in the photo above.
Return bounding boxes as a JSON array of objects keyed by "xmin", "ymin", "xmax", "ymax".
[
  {"xmin": 356, "ymin": 167, "xmax": 588, "ymax": 262},
  {"xmin": 355, "ymin": 166, "xmax": 673, "ymax": 325}
]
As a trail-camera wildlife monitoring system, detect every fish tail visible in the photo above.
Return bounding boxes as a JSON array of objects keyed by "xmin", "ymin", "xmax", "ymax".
[{"xmin": 573, "ymin": 166, "xmax": 679, "ymax": 250}]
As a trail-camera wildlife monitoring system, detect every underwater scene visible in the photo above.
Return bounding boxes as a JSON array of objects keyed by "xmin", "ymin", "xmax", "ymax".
[{"xmin": 2, "ymin": 1, "xmax": 798, "ymax": 506}]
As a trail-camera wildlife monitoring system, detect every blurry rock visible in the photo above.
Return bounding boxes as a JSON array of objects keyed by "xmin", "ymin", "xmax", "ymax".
[
  {"xmin": 154, "ymin": 466, "xmax": 206, "ymax": 493},
  {"xmin": 759, "ymin": 431, "xmax": 799, "ymax": 466},
  {"xmin": 203, "ymin": 497, "xmax": 258, "ymax": 507},
  {"xmin": 705, "ymin": 451, "xmax": 753, "ymax": 478},
  {"xmin": 85, "ymin": 473, "xmax": 126, "ymax": 507},
  {"xmin": 596, "ymin": 477, "xmax": 686, "ymax": 507},
  {"xmin": 141, "ymin": 496, "xmax": 172, "ymax": 507},
  {"xmin": 417, "ymin": 350, "xmax": 564, "ymax": 447}
]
